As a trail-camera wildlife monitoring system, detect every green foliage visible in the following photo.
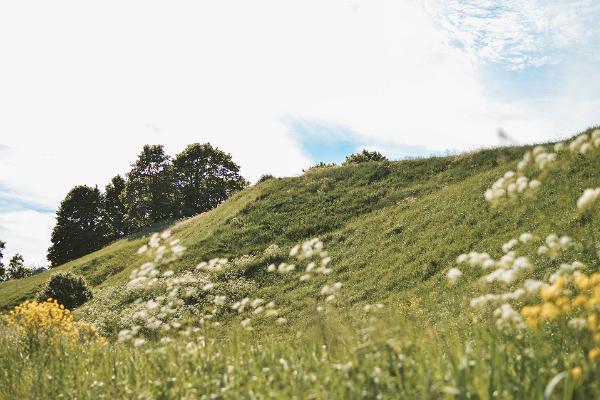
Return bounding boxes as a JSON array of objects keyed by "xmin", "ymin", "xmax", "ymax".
[
  {"xmin": 103, "ymin": 175, "xmax": 127, "ymax": 240},
  {"xmin": 47, "ymin": 186, "xmax": 108, "ymax": 267},
  {"xmin": 1, "ymin": 128, "xmax": 600, "ymax": 398},
  {"xmin": 0, "ymin": 240, "xmax": 5, "ymax": 282},
  {"xmin": 6, "ymin": 254, "xmax": 32, "ymax": 280},
  {"xmin": 173, "ymin": 143, "xmax": 247, "ymax": 217},
  {"xmin": 256, "ymin": 174, "xmax": 275, "ymax": 184},
  {"xmin": 124, "ymin": 145, "xmax": 177, "ymax": 231},
  {"xmin": 343, "ymin": 149, "xmax": 388, "ymax": 164},
  {"xmin": 304, "ymin": 162, "xmax": 336, "ymax": 172},
  {"xmin": 36, "ymin": 272, "xmax": 92, "ymax": 310}
]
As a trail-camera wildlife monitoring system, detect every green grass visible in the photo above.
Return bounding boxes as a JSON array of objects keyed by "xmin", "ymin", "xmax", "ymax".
[{"xmin": 0, "ymin": 126, "xmax": 599, "ymax": 399}]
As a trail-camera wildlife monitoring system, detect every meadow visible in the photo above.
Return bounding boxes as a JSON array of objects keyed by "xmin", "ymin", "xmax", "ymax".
[{"xmin": 1, "ymin": 127, "xmax": 600, "ymax": 399}]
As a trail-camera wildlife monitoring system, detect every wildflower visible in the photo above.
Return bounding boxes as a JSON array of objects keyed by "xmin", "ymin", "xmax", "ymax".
[
  {"xmin": 494, "ymin": 303, "xmax": 526, "ymax": 332},
  {"xmin": 447, "ymin": 268, "xmax": 463, "ymax": 284},
  {"xmin": 502, "ymin": 239, "xmax": 519, "ymax": 253},
  {"xmin": 571, "ymin": 367, "xmax": 583, "ymax": 380},
  {"xmin": 299, "ymin": 274, "xmax": 311, "ymax": 281},
  {"xmin": 202, "ymin": 283, "xmax": 214, "ymax": 291},
  {"xmin": 588, "ymin": 348, "xmax": 600, "ymax": 363},
  {"xmin": 540, "ymin": 302, "xmax": 561, "ymax": 320},
  {"xmin": 133, "ymin": 338, "xmax": 146, "ymax": 347},
  {"xmin": 171, "ymin": 245, "xmax": 186, "ymax": 255},
  {"xmin": 529, "ymin": 180, "xmax": 541, "ymax": 190},
  {"xmin": 137, "ymin": 245, "xmax": 149, "ymax": 254},
  {"xmin": 519, "ymin": 232, "xmax": 533, "ymax": 243},
  {"xmin": 568, "ymin": 318, "xmax": 587, "ymax": 330},
  {"xmin": 580, "ymin": 143, "xmax": 592, "ymax": 155},
  {"xmin": 276, "ymin": 317, "xmax": 287, "ymax": 324},
  {"xmin": 240, "ymin": 318, "xmax": 251, "ymax": 328},
  {"xmin": 577, "ymin": 188, "xmax": 600, "ymax": 211}
]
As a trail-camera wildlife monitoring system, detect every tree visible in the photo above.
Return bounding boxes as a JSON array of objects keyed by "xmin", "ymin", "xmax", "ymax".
[
  {"xmin": 103, "ymin": 175, "xmax": 128, "ymax": 240},
  {"xmin": 0, "ymin": 240, "xmax": 6, "ymax": 282},
  {"xmin": 6, "ymin": 254, "xmax": 31, "ymax": 280},
  {"xmin": 47, "ymin": 185, "xmax": 109, "ymax": 267},
  {"xmin": 124, "ymin": 145, "xmax": 177, "ymax": 231},
  {"xmin": 343, "ymin": 149, "xmax": 388, "ymax": 165},
  {"xmin": 36, "ymin": 272, "xmax": 92, "ymax": 309},
  {"xmin": 173, "ymin": 143, "xmax": 247, "ymax": 217}
]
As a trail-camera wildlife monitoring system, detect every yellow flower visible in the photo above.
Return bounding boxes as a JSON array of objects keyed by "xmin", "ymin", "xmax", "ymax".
[
  {"xmin": 575, "ymin": 275, "xmax": 591, "ymax": 290},
  {"xmin": 2, "ymin": 300, "xmax": 104, "ymax": 345},
  {"xmin": 571, "ymin": 367, "xmax": 583, "ymax": 380},
  {"xmin": 540, "ymin": 302, "xmax": 561, "ymax": 320},
  {"xmin": 588, "ymin": 348, "xmax": 600, "ymax": 363},
  {"xmin": 588, "ymin": 314, "xmax": 599, "ymax": 331},
  {"xmin": 573, "ymin": 295, "xmax": 588, "ymax": 308},
  {"xmin": 541, "ymin": 280, "xmax": 564, "ymax": 301}
]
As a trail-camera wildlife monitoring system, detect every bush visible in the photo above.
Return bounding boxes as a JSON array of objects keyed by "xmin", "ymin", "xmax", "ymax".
[
  {"xmin": 256, "ymin": 174, "xmax": 275, "ymax": 184},
  {"xmin": 303, "ymin": 162, "xmax": 336, "ymax": 172},
  {"xmin": 343, "ymin": 150, "xmax": 388, "ymax": 165},
  {"xmin": 36, "ymin": 273, "xmax": 93, "ymax": 310}
]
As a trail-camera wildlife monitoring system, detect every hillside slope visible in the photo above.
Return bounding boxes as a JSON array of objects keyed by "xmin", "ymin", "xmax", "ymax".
[{"xmin": 1, "ymin": 127, "xmax": 599, "ymax": 335}]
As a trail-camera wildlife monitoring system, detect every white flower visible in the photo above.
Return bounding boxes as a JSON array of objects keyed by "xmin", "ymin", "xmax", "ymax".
[
  {"xmin": 580, "ymin": 143, "xmax": 592, "ymax": 155},
  {"xmin": 577, "ymin": 188, "xmax": 600, "ymax": 211},
  {"xmin": 529, "ymin": 180, "xmax": 541, "ymax": 190},
  {"xmin": 447, "ymin": 268, "xmax": 463, "ymax": 284},
  {"xmin": 519, "ymin": 232, "xmax": 533, "ymax": 243},
  {"xmin": 568, "ymin": 318, "xmax": 587, "ymax": 330},
  {"xmin": 554, "ymin": 142, "xmax": 565, "ymax": 152},
  {"xmin": 276, "ymin": 317, "xmax": 287, "ymax": 324},
  {"xmin": 134, "ymin": 338, "xmax": 146, "ymax": 347},
  {"xmin": 289, "ymin": 245, "xmax": 300, "ymax": 257},
  {"xmin": 202, "ymin": 283, "xmax": 214, "ymax": 291},
  {"xmin": 299, "ymin": 274, "xmax": 311, "ymax": 281},
  {"xmin": 502, "ymin": 239, "xmax": 518, "ymax": 253},
  {"xmin": 171, "ymin": 245, "xmax": 186, "ymax": 255},
  {"xmin": 241, "ymin": 318, "xmax": 251, "ymax": 327},
  {"xmin": 267, "ymin": 264, "xmax": 276, "ymax": 272},
  {"xmin": 537, "ymin": 245, "xmax": 549, "ymax": 256},
  {"xmin": 137, "ymin": 245, "xmax": 149, "ymax": 255}
]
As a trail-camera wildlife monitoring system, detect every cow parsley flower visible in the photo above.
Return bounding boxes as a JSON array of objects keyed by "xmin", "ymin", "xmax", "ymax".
[
  {"xmin": 447, "ymin": 268, "xmax": 463, "ymax": 284},
  {"xmin": 577, "ymin": 188, "xmax": 600, "ymax": 211}
]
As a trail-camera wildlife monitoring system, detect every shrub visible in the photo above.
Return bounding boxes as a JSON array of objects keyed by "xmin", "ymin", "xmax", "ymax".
[
  {"xmin": 256, "ymin": 174, "xmax": 275, "ymax": 184},
  {"xmin": 3, "ymin": 299, "xmax": 104, "ymax": 345},
  {"xmin": 303, "ymin": 162, "xmax": 336, "ymax": 172},
  {"xmin": 37, "ymin": 273, "xmax": 93, "ymax": 310},
  {"xmin": 343, "ymin": 149, "xmax": 388, "ymax": 165}
]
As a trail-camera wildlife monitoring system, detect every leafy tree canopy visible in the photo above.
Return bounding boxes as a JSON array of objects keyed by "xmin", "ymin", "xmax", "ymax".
[
  {"xmin": 104, "ymin": 174, "xmax": 127, "ymax": 240},
  {"xmin": 6, "ymin": 253, "xmax": 31, "ymax": 280},
  {"xmin": 0, "ymin": 240, "xmax": 5, "ymax": 281},
  {"xmin": 47, "ymin": 185, "xmax": 108, "ymax": 267},
  {"xmin": 124, "ymin": 145, "xmax": 176, "ymax": 231},
  {"xmin": 343, "ymin": 150, "xmax": 388, "ymax": 165},
  {"xmin": 173, "ymin": 143, "xmax": 247, "ymax": 217}
]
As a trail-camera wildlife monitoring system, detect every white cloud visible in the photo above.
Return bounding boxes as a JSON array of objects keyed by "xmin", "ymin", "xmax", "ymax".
[
  {"xmin": 425, "ymin": 0, "xmax": 600, "ymax": 69},
  {"xmin": 0, "ymin": 0, "xmax": 598, "ymax": 266},
  {"xmin": 0, "ymin": 210, "xmax": 55, "ymax": 267}
]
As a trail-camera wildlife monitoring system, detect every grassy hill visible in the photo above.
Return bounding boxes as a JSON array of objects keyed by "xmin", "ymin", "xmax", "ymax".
[{"xmin": 1, "ymin": 126, "xmax": 600, "ymax": 398}]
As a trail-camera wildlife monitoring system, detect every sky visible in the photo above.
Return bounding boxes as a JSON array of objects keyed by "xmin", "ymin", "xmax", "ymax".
[{"xmin": 0, "ymin": 0, "xmax": 599, "ymax": 267}]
